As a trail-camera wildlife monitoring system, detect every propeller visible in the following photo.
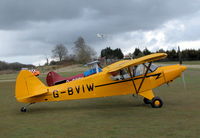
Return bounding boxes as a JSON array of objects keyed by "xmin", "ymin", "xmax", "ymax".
[
  {"xmin": 178, "ymin": 46, "xmax": 182, "ymax": 65},
  {"xmin": 178, "ymin": 46, "xmax": 187, "ymax": 90}
]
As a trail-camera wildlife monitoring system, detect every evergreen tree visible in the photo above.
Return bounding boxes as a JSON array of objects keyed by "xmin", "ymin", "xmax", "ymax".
[
  {"xmin": 143, "ymin": 48, "xmax": 151, "ymax": 55},
  {"xmin": 133, "ymin": 48, "xmax": 143, "ymax": 58},
  {"xmin": 156, "ymin": 49, "xmax": 165, "ymax": 53},
  {"xmin": 101, "ymin": 47, "xmax": 124, "ymax": 59}
]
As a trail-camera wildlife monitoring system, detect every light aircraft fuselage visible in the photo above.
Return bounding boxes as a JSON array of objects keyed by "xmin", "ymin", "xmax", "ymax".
[{"xmin": 15, "ymin": 53, "xmax": 187, "ymax": 111}]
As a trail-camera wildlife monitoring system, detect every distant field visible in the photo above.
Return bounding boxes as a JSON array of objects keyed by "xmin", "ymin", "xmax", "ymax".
[
  {"xmin": 0, "ymin": 64, "xmax": 87, "ymax": 83},
  {"xmin": 0, "ymin": 73, "xmax": 17, "ymax": 81},
  {"xmin": 156, "ymin": 61, "xmax": 200, "ymax": 69},
  {"xmin": 0, "ymin": 60, "xmax": 199, "ymax": 81},
  {"xmin": 0, "ymin": 65, "xmax": 200, "ymax": 137},
  {"xmin": 158, "ymin": 60, "xmax": 200, "ymax": 65}
]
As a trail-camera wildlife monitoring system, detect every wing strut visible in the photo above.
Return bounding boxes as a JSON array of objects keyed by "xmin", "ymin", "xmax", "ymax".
[
  {"xmin": 127, "ymin": 67, "xmax": 138, "ymax": 93},
  {"xmin": 137, "ymin": 62, "xmax": 152, "ymax": 93}
]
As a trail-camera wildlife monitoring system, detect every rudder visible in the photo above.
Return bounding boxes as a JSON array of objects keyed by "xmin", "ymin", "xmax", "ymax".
[{"xmin": 15, "ymin": 70, "xmax": 48, "ymax": 103}]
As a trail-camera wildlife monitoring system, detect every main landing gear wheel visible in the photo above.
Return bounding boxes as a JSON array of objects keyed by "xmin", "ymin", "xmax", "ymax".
[
  {"xmin": 143, "ymin": 98, "xmax": 151, "ymax": 104},
  {"xmin": 151, "ymin": 97, "xmax": 163, "ymax": 108}
]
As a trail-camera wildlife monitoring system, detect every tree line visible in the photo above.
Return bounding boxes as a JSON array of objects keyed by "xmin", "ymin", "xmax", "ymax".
[
  {"xmin": 99, "ymin": 47, "xmax": 200, "ymax": 63},
  {"xmin": 128, "ymin": 48, "xmax": 200, "ymax": 61},
  {"xmin": 0, "ymin": 61, "xmax": 34, "ymax": 71},
  {"xmin": 100, "ymin": 47, "xmax": 200, "ymax": 61}
]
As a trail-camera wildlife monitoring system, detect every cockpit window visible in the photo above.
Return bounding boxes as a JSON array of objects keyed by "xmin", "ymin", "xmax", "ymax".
[
  {"xmin": 134, "ymin": 63, "xmax": 158, "ymax": 76},
  {"xmin": 110, "ymin": 63, "xmax": 158, "ymax": 80},
  {"xmin": 120, "ymin": 69, "xmax": 131, "ymax": 79},
  {"xmin": 110, "ymin": 69, "xmax": 131, "ymax": 80},
  {"xmin": 143, "ymin": 63, "xmax": 158, "ymax": 73},
  {"xmin": 135, "ymin": 64, "xmax": 145, "ymax": 76},
  {"xmin": 149, "ymin": 63, "xmax": 158, "ymax": 72}
]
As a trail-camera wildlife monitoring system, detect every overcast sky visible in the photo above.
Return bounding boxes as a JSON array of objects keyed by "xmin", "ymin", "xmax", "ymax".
[{"xmin": 1, "ymin": 0, "xmax": 200, "ymax": 65}]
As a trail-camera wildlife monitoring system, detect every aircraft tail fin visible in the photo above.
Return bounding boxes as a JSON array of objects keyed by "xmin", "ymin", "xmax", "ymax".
[
  {"xmin": 15, "ymin": 70, "xmax": 48, "ymax": 103},
  {"xmin": 46, "ymin": 71, "xmax": 66, "ymax": 86}
]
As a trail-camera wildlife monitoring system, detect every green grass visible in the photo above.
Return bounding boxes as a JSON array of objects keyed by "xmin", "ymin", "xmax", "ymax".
[
  {"xmin": 0, "ymin": 73, "xmax": 18, "ymax": 81},
  {"xmin": 1, "ymin": 69, "xmax": 200, "ymax": 137}
]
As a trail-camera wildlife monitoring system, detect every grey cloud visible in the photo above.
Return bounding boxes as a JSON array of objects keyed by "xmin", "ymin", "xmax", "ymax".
[
  {"xmin": 165, "ymin": 11, "xmax": 200, "ymax": 43},
  {"xmin": 1, "ymin": 0, "xmax": 200, "ymax": 64},
  {"xmin": 0, "ymin": 0, "xmax": 199, "ymax": 30}
]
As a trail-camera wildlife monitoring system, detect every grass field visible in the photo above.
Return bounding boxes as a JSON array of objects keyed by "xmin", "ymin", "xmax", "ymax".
[{"xmin": 0, "ymin": 67, "xmax": 200, "ymax": 137}]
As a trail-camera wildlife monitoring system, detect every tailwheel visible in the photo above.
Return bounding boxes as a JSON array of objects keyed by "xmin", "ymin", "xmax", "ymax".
[
  {"xmin": 20, "ymin": 103, "xmax": 34, "ymax": 112},
  {"xmin": 151, "ymin": 97, "xmax": 163, "ymax": 108},
  {"xmin": 143, "ymin": 98, "xmax": 151, "ymax": 104},
  {"xmin": 20, "ymin": 107, "xmax": 27, "ymax": 112}
]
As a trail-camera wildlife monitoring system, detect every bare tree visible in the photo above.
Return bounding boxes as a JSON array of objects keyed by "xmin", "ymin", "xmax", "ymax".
[
  {"xmin": 52, "ymin": 44, "xmax": 68, "ymax": 61},
  {"xmin": 44, "ymin": 55, "xmax": 50, "ymax": 65},
  {"xmin": 73, "ymin": 37, "xmax": 96, "ymax": 63}
]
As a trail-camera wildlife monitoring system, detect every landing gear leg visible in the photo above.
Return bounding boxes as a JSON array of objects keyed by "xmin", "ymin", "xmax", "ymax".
[
  {"xmin": 143, "ymin": 97, "xmax": 151, "ymax": 104},
  {"xmin": 20, "ymin": 103, "xmax": 35, "ymax": 112}
]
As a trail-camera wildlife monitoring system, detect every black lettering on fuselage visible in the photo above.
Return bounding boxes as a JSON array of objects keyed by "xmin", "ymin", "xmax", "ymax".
[
  {"xmin": 75, "ymin": 86, "xmax": 80, "ymax": 94},
  {"xmin": 53, "ymin": 90, "xmax": 59, "ymax": 98},
  {"xmin": 68, "ymin": 87, "xmax": 73, "ymax": 95},
  {"xmin": 86, "ymin": 83, "xmax": 94, "ymax": 92},
  {"xmin": 82, "ymin": 85, "xmax": 85, "ymax": 93},
  {"xmin": 67, "ymin": 84, "xmax": 94, "ymax": 96}
]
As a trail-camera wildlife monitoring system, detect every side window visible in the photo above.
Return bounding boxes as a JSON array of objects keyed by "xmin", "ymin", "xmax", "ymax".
[
  {"xmin": 144, "ymin": 63, "xmax": 158, "ymax": 73},
  {"xmin": 135, "ymin": 64, "xmax": 145, "ymax": 76},
  {"xmin": 110, "ymin": 69, "xmax": 131, "ymax": 80},
  {"xmin": 120, "ymin": 69, "xmax": 131, "ymax": 79},
  {"xmin": 149, "ymin": 64, "xmax": 158, "ymax": 72},
  {"xmin": 110, "ymin": 63, "xmax": 158, "ymax": 80},
  {"xmin": 110, "ymin": 71, "xmax": 121, "ymax": 80},
  {"xmin": 135, "ymin": 63, "xmax": 158, "ymax": 76}
]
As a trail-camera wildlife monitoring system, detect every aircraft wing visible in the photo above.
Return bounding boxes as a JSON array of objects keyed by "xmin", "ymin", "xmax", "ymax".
[{"xmin": 103, "ymin": 53, "xmax": 167, "ymax": 73}]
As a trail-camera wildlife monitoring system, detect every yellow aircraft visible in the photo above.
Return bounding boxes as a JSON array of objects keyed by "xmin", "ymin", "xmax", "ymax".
[{"xmin": 15, "ymin": 53, "xmax": 187, "ymax": 112}]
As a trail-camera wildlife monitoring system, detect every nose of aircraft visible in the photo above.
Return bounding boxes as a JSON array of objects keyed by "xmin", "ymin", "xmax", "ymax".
[
  {"xmin": 162, "ymin": 64, "xmax": 187, "ymax": 84},
  {"xmin": 181, "ymin": 65, "xmax": 187, "ymax": 72}
]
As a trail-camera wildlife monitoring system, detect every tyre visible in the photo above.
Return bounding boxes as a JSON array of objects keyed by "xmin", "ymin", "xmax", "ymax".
[
  {"xmin": 151, "ymin": 97, "xmax": 163, "ymax": 108},
  {"xmin": 20, "ymin": 107, "xmax": 27, "ymax": 112}
]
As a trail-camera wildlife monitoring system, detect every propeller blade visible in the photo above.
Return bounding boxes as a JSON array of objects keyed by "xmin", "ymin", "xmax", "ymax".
[{"xmin": 178, "ymin": 46, "xmax": 182, "ymax": 65}]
